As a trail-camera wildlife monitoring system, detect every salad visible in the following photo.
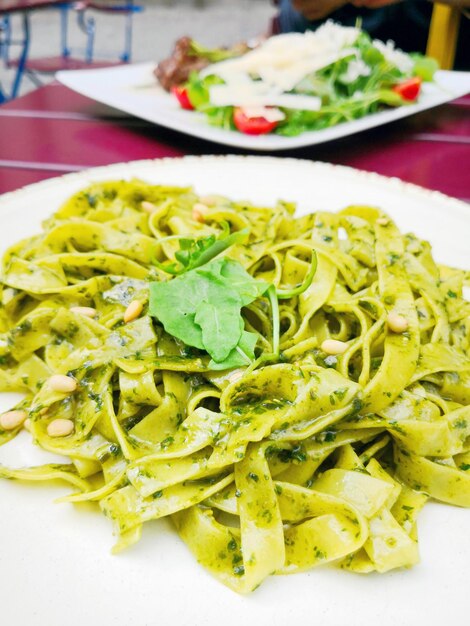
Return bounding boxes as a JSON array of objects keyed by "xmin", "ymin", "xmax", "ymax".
[{"xmin": 157, "ymin": 23, "xmax": 438, "ymax": 136}]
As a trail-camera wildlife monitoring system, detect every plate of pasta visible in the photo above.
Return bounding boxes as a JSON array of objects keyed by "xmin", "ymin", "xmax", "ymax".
[{"xmin": 0, "ymin": 156, "xmax": 469, "ymax": 626}]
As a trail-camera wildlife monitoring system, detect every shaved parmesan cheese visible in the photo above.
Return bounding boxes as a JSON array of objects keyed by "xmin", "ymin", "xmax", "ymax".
[
  {"xmin": 255, "ymin": 49, "xmax": 354, "ymax": 93},
  {"xmin": 265, "ymin": 94, "xmax": 322, "ymax": 111},
  {"xmin": 340, "ymin": 58, "xmax": 371, "ymax": 84},
  {"xmin": 200, "ymin": 21, "xmax": 362, "ymax": 111},
  {"xmin": 372, "ymin": 40, "xmax": 414, "ymax": 74},
  {"xmin": 240, "ymin": 106, "xmax": 286, "ymax": 122},
  {"xmin": 209, "ymin": 84, "xmax": 321, "ymax": 111},
  {"xmin": 314, "ymin": 21, "xmax": 362, "ymax": 48},
  {"xmin": 209, "ymin": 82, "xmax": 268, "ymax": 104}
]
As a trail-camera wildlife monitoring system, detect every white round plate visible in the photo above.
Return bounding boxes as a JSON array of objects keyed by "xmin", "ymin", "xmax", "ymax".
[{"xmin": 0, "ymin": 156, "xmax": 469, "ymax": 626}]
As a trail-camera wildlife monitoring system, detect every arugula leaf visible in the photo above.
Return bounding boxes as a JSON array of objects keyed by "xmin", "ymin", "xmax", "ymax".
[
  {"xmin": 267, "ymin": 284, "xmax": 280, "ymax": 357},
  {"xmin": 192, "ymin": 227, "xmax": 249, "ymax": 270},
  {"xmin": 149, "ymin": 258, "xmax": 269, "ymax": 368},
  {"xmin": 195, "ymin": 298, "xmax": 242, "ymax": 362},
  {"xmin": 217, "ymin": 257, "xmax": 268, "ymax": 305},
  {"xmin": 242, "ymin": 285, "xmax": 280, "ymax": 375},
  {"xmin": 277, "ymin": 249, "xmax": 317, "ymax": 299},
  {"xmin": 148, "ymin": 274, "xmax": 206, "ymax": 350},
  {"xmin": 175, "ymin": 235, "xmax": 217, "ymax": 269},
  {"xmin": 205, "ymin": 105, "xmax": 235, "ymax": 131},
  {"xmin": 209, "ymin": 330, "xmax": 259, "ymax": 370},
  {"xmin": 186, "ymin": 72, "xmax": 225, "ymax": 110},
  {"xmin": 411, "ymin": 54, "xmax": 439, "ymax": 81},
  {"xmin": 188, "ymin": 40, "xmax": 241, "ymax": 63},
  {"xmin": 376, "ymin": 89, "xmax": 405, "ymax": 107},
  {"xmin": 154, "ymin": 226, "xmax": 249, "ymax": 275}
]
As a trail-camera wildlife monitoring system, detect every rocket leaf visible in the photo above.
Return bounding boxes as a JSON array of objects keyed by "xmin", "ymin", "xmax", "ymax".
[
  {"xmin": 149, "ymin": 257, "xmax": 269, "ymax": 368},
  {"xmin": 195, "ymin": 299, "xmax": 242, "ymax": 362},
  {"xmin": 153, "ymin": 225, "xmax": 249, "ymax": 275},
  {"xmin": 208, "ymin": 330, "xmax": 259, "ymax": 370}
]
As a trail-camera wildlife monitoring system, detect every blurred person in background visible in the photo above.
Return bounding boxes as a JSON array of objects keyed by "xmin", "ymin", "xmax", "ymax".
[{"xmin": 278, "ymin": 0, "xmax": 469, "ymax": 69}]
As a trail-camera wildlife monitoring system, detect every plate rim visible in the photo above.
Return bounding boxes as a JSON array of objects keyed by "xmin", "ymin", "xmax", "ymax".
[{"xmin": 1, "ymin": 155, "xmax": 469, "ymax": 217}]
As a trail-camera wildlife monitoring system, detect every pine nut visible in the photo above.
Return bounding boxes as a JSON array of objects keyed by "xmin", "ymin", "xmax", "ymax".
[
  {"xmin": 0, "ymin": 410, "xmax": 27, "ymax": 431},
  {"xmin": 39, "ymin": 407, "xmax": 49, "ymax": 416},
  {"xmin": 141, "ymin": 201, "xmax": 156, "ymax": 213},
  {"xmin": 23, "ymin": 418, "xmax": 32, "ymax": 432},
  {"xmin": 124, "ymin": 300, "xmax": 143, "ymax": 323},
  {"xmin": 48, "ymin": 374, "xmax": 77, "ymax": 393},
  {"xmin": 321, "ymin": 339, "xmax": 348, "ymax": 355},
  {"xmin": 387, "ymin": 313, "xmax": 409, "ymax": 333},
  {"xmin": 47, "ymin": 419, "xmax": 74, "ymax": 438},
  {"xmin": 376, "ymin": 217, "xmax": 389, "ymax": 226},
  {"xmin": 192, "ymin": 202, "xmax": 209, "ymax": 223},
  {"xmin": 70, "ymin": 306, "xmax": 97, "ymax": 318}
]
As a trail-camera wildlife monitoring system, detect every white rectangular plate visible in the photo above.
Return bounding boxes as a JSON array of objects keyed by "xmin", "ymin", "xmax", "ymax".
[{"xmin": 56, "ymin": 63, "xmax": 470, "ymax": 151}]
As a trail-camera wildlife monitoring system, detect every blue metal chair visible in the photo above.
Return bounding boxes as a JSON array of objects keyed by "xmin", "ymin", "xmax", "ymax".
[
  {"xmin": 1, "ymin": 0, "xmax": 143, "ymax": 100},
  {"xmin": 0, "ymin": 12, "xmax": 32, "ymax": 102},
  {"xmin": 53, "ymin": 0, "xmax": 143, "ymax": 66}
]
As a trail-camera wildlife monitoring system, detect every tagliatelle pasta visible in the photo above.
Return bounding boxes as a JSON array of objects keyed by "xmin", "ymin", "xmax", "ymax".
[{"xmin": 0, "ymin": 180, "xmax": 469, "ymax": 593}]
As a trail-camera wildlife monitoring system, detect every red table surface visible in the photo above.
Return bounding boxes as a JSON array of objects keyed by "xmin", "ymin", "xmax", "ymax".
[
  {"xmin": 0, "ymin": 0, "xmax": 65, "ymax": 13},
  {"xmin": 0, "ymin": 82, "xmax": 469, "ymax": 200}
]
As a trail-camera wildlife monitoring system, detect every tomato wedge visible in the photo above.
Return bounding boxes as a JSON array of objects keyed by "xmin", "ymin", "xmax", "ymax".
[
  {"xmin": 233, "ymin": 107, "xmax": 279, "ymax": 135},
  {"xmin": 171, "ymin": 85, "xmax": 194, "ymax": 110},
  {"xmin": 392, "ymin": 77, "xmax": 422, "ymax": 102}
]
